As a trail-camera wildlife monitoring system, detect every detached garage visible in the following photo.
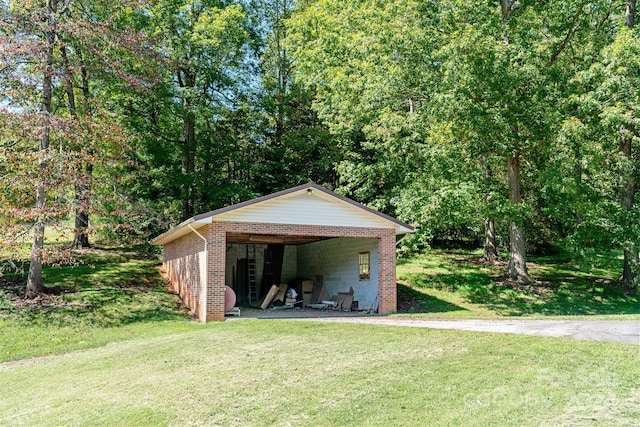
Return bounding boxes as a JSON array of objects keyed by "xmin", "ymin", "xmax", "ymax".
[{"xmin": 151, "ymin": 183, "xmax": 414, "ymax": 322}]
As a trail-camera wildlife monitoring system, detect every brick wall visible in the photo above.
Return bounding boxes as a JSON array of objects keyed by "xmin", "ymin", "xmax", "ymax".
[
  {"xmin": 206, "ymin": 223, "xmax": 226, "ymax": 321},
  {"xmin": 377, "ymin": 230, "xmax": 397, "ymax": 314},
  {"xmin": 163, "ymin": 230, "xmax": 207, "ymax": 321},
  {"xmin": 163, "ymin": 221, "xmax": 398, "ymax": 322}
]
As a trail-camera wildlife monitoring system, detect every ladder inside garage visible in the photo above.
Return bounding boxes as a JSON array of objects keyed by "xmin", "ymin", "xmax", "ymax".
[{"xmin": 247, "ymin": 244, "xmax": 258, "ymax": 304}]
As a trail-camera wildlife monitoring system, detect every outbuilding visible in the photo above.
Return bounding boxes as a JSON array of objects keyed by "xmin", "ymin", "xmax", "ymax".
[{"xmin": 151, "ymin": 183, "xmax": 414, "ymax": 321}]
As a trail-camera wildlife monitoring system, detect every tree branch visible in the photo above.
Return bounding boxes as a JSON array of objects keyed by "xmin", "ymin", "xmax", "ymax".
[
  {"xmin": 59, "ymin": 0, "xmax": 73, "ymax": 16},
  {"xmin": 546, "ymin": 3, "xmax": 585, "ymax": 69},
  {"xmin": 0, "ymin": 139, "xmax": 23, "ymax": 149}
]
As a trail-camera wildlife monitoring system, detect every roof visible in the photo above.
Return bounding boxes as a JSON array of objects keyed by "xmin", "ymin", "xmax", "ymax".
[{"xmin": 151, "ymin": 182, "xmax": 414, "ymax": 246}]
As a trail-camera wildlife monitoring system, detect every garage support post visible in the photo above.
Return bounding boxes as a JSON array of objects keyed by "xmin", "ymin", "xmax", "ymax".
[
  {"xmin": 377, "ymin": 230, "xmax": 397, "ymax": 314},
  {"xmin": 206, "ymin": 224, "xmax": 227, "ymax": 321}
]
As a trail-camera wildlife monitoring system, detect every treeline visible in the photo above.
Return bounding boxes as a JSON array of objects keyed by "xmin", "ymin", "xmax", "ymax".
[{"xmin": 0, "ymin": 0, "xmax": 638, "ymax": 294}]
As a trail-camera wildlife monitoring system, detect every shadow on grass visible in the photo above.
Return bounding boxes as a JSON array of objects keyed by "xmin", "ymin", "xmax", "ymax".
[
  {"xmin": 402, "ymin": 254, "xmax": 640, "ymax": 317},
  {"xmin": 397, "ymin": 283, "xmax": 466, "ymax": 314},
  {"xmin": 0, "ymin": 258, "xmax": 188, "ymax": 328}
]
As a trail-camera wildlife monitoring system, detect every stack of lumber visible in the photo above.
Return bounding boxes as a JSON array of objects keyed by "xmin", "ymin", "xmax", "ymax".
[
  {"xmin": 260, "ymin": 284, "xmax": 301, "ymax": 309},
  {"xmin": 329, "ymin": 287, "xmax": 354, "ymax": 311},
  {"xmin": 261, "ymin": 277, "xmax": 359, "ymax": 312},
  {"xmin": 303, "ymin": 276, "xmax": 356, "ymax": 312}
]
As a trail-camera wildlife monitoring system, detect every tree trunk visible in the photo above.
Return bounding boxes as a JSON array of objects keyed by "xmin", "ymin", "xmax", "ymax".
[
  {"xmin": 620, "ymin": 127, "xmax": 637, "ymax": 288},
  {"xmin": 483, "ymin": 217, "xmax": 499, "ymax": 262},
  {"xmin": 499, "ymin": 1, "xmax": 530, "ymax": 283},
  {"xmin": 505, "ymin": 153, "xmax": 531, "ymax": 283},
  {"xmin": 79, "ymin": 55, "xmax": 94, "ymax": 248},
  {"xmin": 626, "ymin": 0, "xmax": 636, "ymax": 28},
  {"xmin": 622, "ymin": 246, "xmax": 638, "ymax": 287},
  {"xmin": 275, "ymin": 15, "xmax": 288, "ymax": 147},
  {"xmin": 177, "ymin": 67, "xmax": 197, "ymax": 220},
  {"xmin": 177, "ymin": 70, "xmax": 197, "ymax": 219},
  {"xmin": 500, "ymin": 0, "xmax": 512, "ymax": 20},
  {"xmin": 62, "ymin": 45, "xmax": 92, "ymax": 249},
  {"xmin": 481, "ymin": 154, "xmax": 498, "ymax": 262},
  {"xmin": 621, "ymin": 0, "xmax": 637, "ymax": 289},
  {"xmin": 26, "ymin": 0, "xmax": 57, "ymax": 298},
  {"xmin": 72, "ymin": 157, "xmax": 92, "ymax": 250},
  {"xmin": 182, "ymin": 111, "xmax": 196, "ymax": 219},
  {"xmin": 573, "ymin": 148, "xmax": 583, "ymax": 254}
]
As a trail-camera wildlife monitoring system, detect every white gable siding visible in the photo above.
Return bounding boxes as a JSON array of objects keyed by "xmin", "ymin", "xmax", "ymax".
[{"xmin": 213, "ymin": 192, "xmax": 393, "ymax": 229}]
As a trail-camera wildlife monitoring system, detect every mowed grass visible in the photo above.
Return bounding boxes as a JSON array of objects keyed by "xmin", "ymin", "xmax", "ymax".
[
  {"xmin": 1, "ymin": 247, "xmax": 639, "ymax": 425},
  {"xmin": 396, "ymin": 250, "xmax": 640, "ymax": 319},
  {"xmin": 1, "ymin": 247, "xmax": 638, "ymax": 364},
  {"xmin": 1, "ymin": 320, "xmax": 638, "ymax": 426},
  {"xmin": 0, "ymin": 247, "xmax": 193, "ymax": 363}
]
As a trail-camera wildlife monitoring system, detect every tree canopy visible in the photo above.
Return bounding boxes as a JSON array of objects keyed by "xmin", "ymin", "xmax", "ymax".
[{"xmin": 1, "ymin": 0, "xmax": 638, "ymax": 291}]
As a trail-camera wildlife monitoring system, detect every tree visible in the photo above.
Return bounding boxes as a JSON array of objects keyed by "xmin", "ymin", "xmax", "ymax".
[
  {"xmin": 249, "ymin": 0, "xmax": 338, "ymax": 193},
  {"xmin": 619, "ymin": 0, "xmax": 638, "ymax": 288},
  {"xmin": 568, "ymin": 1, "xmax": 639, "ymax": 287},
  {"xmin": 0, "ymin": 0, "xmax": 157, "ymax": 296},
  {"xmin": 147, "ymin": 0, "xmax": 250, "ymax": 220},
  {"xmin": 288, "ymin": 0, "xmax": 439, "ymax": 215},
  {"xmin": 0, "ymin": 0, "xmax": 63, "ymax": 297},
  {"xmin": 434, "ymin": 0, "xmax": 613, "ymax": 281}
]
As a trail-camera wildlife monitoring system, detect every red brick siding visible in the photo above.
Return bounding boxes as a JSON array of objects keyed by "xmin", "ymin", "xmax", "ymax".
[
  {"xmin": 377, "ymin": 230, "xmax": 397, "ymax": 314},
  {"xmin": 163, "ymin": 230, "xmax": 207, "ymax": 321},
  {"xmin": 206, "ymin": 223, "xmax": 227, "ymax": 321},
  {"xmin": 163, "ymin": 221, "xmax": 398, "ymax": 322}
]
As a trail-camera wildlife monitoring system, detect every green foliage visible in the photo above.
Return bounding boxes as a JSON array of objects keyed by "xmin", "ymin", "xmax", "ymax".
[
  {"xmin": 1, "ymin": 0, "xmax": 638, "ymax": 287},
  {"xmin": 0, "ymin": 0, "xmax": 162, "ymax": 267},
  {"xmin": 288, "ymin": 0, "xmax": 436, "ymax": 215},
  {"xmin": 288, "ymin": 0, "xmax": 637, "ymax": 280}
]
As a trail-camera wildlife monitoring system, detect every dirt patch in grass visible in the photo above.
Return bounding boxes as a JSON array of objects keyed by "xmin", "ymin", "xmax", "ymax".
[
  {"xmin": 491, "ymin": 276, "xmax": 557, "ymax": 293},
  {"xmin": 0, "ymin": 277, "xmax": 23, "ymax": 296},
  {"xmin": 1, "ymin": 277, "xmax": 74, "ymax": 310},
  {"xmin": 454, "ymin": 254, "xmax": 549, "ymax": 270},
  {"xmin": 455, "ymin": 255, "xmax": 508, "ymax": 268}
]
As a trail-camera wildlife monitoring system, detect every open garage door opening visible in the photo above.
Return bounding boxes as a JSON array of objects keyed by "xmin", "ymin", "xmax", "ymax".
[{"xmin": 225, "ymin": 234, "xmax": 379, "ymax": 312}]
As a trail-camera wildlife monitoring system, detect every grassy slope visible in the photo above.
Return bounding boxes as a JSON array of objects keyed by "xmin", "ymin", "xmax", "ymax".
[
  {"xmin": 0, "ymin": 321, "xmax": 638, "ymax": 426},
  {"xmin": 1, "ymin": 248, "xmax": 638, "ymax": 363},
  {"xmin": 0, "ymin": 248, "xmax": 194, "ymax": 362},
  {"xmin": 396, "ymin": 250, "xmax": 640, "ymax": 319}
]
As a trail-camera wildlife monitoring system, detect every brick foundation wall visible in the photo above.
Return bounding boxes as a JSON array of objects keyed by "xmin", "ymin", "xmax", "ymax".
[
  {"xmin": 206, "ymin": 223, "xmax": 226, "ymax": 321},
  {"xmin": 163, "ymin": 221, "xmax": 399, "ymax": 322}
]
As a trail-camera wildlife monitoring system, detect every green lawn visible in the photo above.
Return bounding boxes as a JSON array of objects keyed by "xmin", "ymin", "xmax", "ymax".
[
  {"xmin": 1, "ymin": 320, "xmax": 638, "ymax": 426},
  {"xmin": 1, "ymin": 247, "xmax": 638, "ymax": 425},
  {"xmin": 1, "ymin": 247, "xmax": 638, "ymax": 364},
  {"xmin": 0, "ymin": 247, "xmax": 193, "ymax": 363},
  {"xmin": 396, "ymin": 250, "xmax": 640, "ymax": 319}
]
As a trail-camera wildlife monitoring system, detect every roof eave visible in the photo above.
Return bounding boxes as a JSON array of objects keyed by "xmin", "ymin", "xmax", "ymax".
[{"xmin": 149, "ymin": 218, "xmax": 209, "ymax": 246}]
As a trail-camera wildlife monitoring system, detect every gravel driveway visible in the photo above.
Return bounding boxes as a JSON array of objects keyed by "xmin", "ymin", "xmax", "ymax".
[{"xmin": 232, "ymin": 309, "xmax": 640, "ymax": 344}]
